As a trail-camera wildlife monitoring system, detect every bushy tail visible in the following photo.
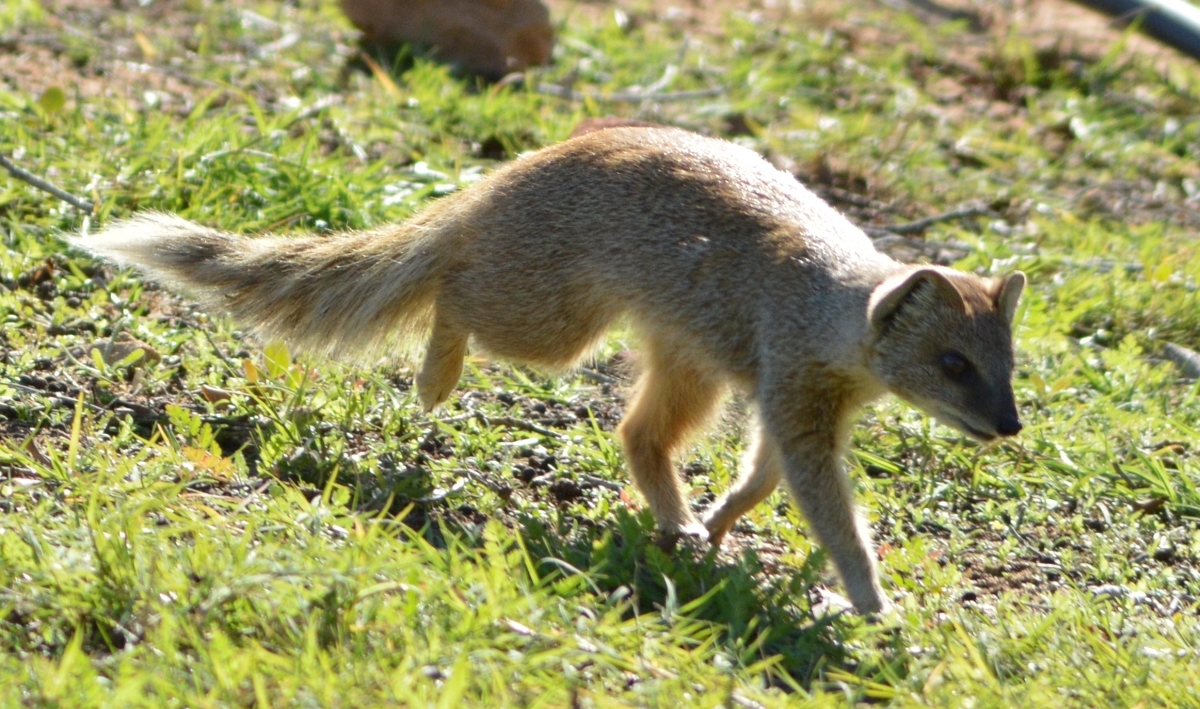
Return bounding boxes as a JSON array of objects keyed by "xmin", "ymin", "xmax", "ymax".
[{"xmin": 71, "ymin": 212, "xmax": 454, "ymax": 360}]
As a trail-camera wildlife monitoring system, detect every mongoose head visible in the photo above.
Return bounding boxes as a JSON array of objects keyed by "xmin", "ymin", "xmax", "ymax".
[{"xmin": 867, "ymin": 267, "xmax": 1026, "ymax": 442}]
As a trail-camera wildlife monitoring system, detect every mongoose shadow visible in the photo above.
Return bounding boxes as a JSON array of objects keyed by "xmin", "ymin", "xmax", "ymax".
[
  {"xmin": 515, "ymin": 506, "xmax": 861, "ymax": 689},
  {"xmin": 73, "ymin": 126, "xmax": 1026, "ymax": 616},
  {"xmin": 360, "ymin": 497, "xmax": 859, "ymax": 688}
]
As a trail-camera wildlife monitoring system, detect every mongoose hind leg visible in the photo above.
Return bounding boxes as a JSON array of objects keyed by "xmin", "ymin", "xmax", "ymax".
[
  {"xmin": 618, "ymin": 343, "xmax": 725, "ymax": 538},
  {"xmin": 417, "ymin": 313, "xmax": 469, "ymax": 411},
  {"xmin": 702, "ymin": 418, "xmax": 783, "ymax": 546}
]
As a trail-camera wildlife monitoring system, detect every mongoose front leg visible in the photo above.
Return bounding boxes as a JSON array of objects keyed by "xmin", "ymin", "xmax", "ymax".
[
  {"xmin": 758, "ymin": 389, "xmax": 887, "ymax": 614},
  {"xmin": 417, "ymin": 313, "xmax": 469, "ymax": 411},
  {"xmin": 776, "ymin": 430, "xmax": 886, "ymax": 613},
  {"xmin": 618, "ymin": 349, "xmax": 724, "ymax": 538},
  {"xmin": 702, "ymin": 417, "xmax": 783, "ymax": 545}
]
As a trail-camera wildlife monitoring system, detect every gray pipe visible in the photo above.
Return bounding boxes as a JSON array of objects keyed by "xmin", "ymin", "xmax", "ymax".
[{"xmin": 1071, "ymin": 0, "xmax": 1200, "ymax": 60}]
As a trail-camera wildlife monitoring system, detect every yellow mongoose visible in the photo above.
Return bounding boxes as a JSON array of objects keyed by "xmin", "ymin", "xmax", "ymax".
[{"xmin": 73, "ymin": 127, "xmax": 1025, "ymax": 614}]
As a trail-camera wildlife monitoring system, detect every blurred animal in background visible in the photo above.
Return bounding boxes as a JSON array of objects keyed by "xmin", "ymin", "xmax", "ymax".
[{"xmin": 339, "ymin": 0, "xmax": 554, "ymax": 80}]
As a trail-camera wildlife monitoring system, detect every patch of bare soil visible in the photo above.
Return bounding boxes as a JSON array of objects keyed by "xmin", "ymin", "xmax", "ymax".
[
  {"xmin": 3, "ymin": 0, "xmax": 199, "ymax": 107},
  {"xmin": 1, "ymin": 0, "xmax": 355, "ymax": 116}
]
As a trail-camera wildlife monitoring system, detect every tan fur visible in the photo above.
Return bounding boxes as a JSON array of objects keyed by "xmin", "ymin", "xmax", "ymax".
[{"xmin": 72, "ymin": 127, "xmax": 1025, "ymax": 614}]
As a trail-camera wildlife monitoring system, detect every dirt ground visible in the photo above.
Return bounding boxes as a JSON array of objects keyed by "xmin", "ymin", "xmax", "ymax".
[{"xmin": 3, "ymin": 0, "xmax": 1196, "ymax": 107}]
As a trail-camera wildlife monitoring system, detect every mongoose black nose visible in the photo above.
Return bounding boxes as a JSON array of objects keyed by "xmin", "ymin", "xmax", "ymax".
[{"xmin": 996, "ymin": 417, "xmax": 1022, "ymax": 437}]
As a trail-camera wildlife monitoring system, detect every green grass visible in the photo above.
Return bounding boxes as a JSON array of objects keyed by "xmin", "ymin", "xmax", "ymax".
[{"xmin": 2, "ymin": 0, "xmax": 1200, "ymax": 705}]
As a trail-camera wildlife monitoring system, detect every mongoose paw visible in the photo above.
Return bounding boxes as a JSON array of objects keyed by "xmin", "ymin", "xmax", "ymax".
[
  {"xmin": 811, "ymin": 587, "xmax": 856, "ymax": 618},
  {"xmin": 654, "ymin": 522, "xmax": 710, "ymax": 553},
  {"xmin": 837, "ymin": 585, "xmax": 892, "ymax": 618},
  {"xmin": 700, "ymin": 510, "xmax": 731, "ymax": 548},
  {"xmin": 703, "ymin": 526, "xmax": 728, "ymax": 548},
  {"xmin": 678, "ymin": 521, "xmax": 710, "ymax": 541},
  {"xmin": 416, "ymin": 383, "xmax": 452, "ymax": 412}
]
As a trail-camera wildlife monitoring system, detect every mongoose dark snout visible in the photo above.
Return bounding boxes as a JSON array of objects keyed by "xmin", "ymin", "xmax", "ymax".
[{"xmin": 996, "ymin": 416, "xmax": 1022, "ymax": 437}]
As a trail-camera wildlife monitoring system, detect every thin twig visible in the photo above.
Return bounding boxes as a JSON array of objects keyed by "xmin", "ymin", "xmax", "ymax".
[
  {"xmin": 578, "ymin": 367, "xmax": 619, "ymax": 385},
  {"xmin": 476, "ymin": 413, "xmax": 566, "ymax": 440},
  {"xmin": 815, "ymin": 185, "xmax": 895, "ymax": 212},
  {"xmin": 580, "ymin": 474, "xmax": 623, "ymax": 492},
  {"xmin": 5, "ymin": 382, "xmax": 104, "ymax": 413},
  {"xmin": 869, "ymin": 233, "xmax": 977, "ymax": 254},
  {"xmin": 0, "ymin": 152, "xmax": 95, "ymax": 214},
  {"xmin": 451, "ymin": 468, "xmax": 510, "ymax": 494},
  {"xmin": 428, "ymin": 411, "xmax": 567, "ymax": 440},
  {"xmin": 431, "ymin": 413, "xmax": 473, "ymax": 425},
  {"xmin": 874, "ymin": 204, "xmax": 993, "ymax": 236}
]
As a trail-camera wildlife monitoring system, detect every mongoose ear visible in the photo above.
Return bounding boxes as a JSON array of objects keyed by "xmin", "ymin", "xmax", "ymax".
[
  {"xmin": 995, "ymin": 271, "xmax": 1026, "ymax": 325},
  {"xmin": 868, "ymin": 268, "xmax": 966, "ymax": 329}
]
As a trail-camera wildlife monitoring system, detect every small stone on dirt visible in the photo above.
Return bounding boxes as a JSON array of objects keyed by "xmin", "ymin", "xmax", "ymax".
[{"xmin": 548, "ymin": 478, "xmax": 581, "ymax": 502}]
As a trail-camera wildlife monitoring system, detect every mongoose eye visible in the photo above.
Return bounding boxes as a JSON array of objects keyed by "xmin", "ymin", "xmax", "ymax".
[{"xmin": 939, "ymin": 351, "xmax": 970, "ymax": 378}]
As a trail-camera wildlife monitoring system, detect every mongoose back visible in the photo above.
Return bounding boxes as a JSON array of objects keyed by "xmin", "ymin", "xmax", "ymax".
[{"xmin": 74, "ymin": 127, "xmax": 1025, "ymax": 614}]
